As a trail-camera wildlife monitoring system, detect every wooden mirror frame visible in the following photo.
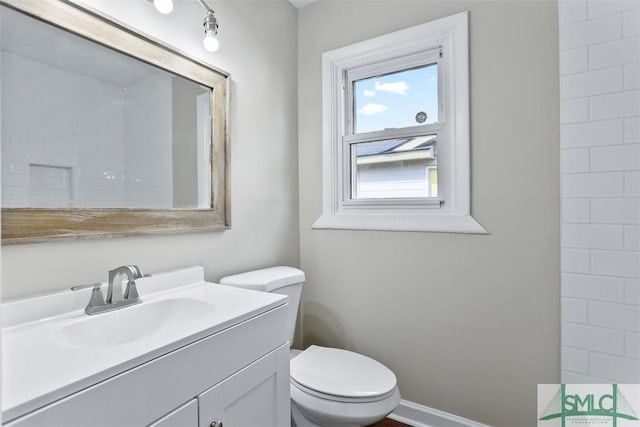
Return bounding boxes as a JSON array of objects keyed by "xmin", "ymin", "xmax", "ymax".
[{"xmin": 0, "ymin": 0, "xmax": 230, "ymax": 245}]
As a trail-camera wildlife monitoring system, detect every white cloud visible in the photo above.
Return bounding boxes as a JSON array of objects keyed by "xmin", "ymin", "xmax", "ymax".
[
  {"xmin": 358, "ymin": 103, "xmax": 388, "ymax": 116},
  {"xmin": 363, "ymin": 89, "xmax": 376, "ymax": 97},
  {"xmin": 374, "ymin": 80, "xmax": 409, "ymax": 95}
]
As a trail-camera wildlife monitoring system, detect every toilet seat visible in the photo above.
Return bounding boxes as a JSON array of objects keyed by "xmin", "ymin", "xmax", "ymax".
[
  {"xmin": 291, "ymin": 379, "xmax": 397, "ymax": 403},
  {"xmin": 290, "ymin": 346, "xmax": 397, "ymax": 401}
]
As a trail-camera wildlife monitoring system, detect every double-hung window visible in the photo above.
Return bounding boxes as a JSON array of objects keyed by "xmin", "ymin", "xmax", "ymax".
[
  {"xmin": 313, "ymin": 11, "xmax": 486, "ymax": 234},
  {"xmin": 346, "ymin": 48, "xmax": 442, "ymax": 204}
]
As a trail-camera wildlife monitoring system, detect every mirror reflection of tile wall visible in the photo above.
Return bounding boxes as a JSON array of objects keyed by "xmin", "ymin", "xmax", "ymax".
[
  {"xmin": 0, "ymin": 5, "xmax": 210, "ymax": 209},
  {"xmin": 1, "ymin": 50, "xmax": 173, "ymax": 208}
]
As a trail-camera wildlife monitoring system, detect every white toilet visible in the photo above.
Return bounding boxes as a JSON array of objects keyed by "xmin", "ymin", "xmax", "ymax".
[{"xmin": 220, "ymin": 266, "xmax": 401, "ymax": 427}]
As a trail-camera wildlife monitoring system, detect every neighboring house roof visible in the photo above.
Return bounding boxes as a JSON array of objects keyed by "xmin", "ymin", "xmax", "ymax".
[
  {"xmin": 356, "ymin": 140, "xmax": 403, "ymax": 157},
  {"xmin": 356, "ymin": 135, "xmax": 437, "ymax": 165}
]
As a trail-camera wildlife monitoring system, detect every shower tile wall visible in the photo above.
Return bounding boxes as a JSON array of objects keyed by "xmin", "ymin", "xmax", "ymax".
[
  {"xmin": 0, "ymin": 52, "xmax": 172, "ymax": 208},
  {"xmin": 560, "ymin": 0, "xmax": 640, "ymax": 383},
  {"xmin": 122, "ymin": 74, "xmax": 173, "ymax": 208},
  {"xmin": 1, "ymin": 51, "xmax": 125, "ymax": 207}
]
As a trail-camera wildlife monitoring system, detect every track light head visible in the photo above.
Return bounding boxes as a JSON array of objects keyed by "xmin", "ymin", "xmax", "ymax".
[
  {"xmin": 153, "ymin": 0, "xmax": 173, "ymax": 14},
  {"xmin": 202, "ymin": 11, "xmax": 219, "ymax": 52},
  {"xmin": 148, "ymin": 0, "xmax": 220, "ymax": 52}
]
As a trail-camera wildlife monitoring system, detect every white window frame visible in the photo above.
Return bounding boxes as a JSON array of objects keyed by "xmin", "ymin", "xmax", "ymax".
[{"xmin": 313, "ymin": 11, "xmax": 486, "ymax": 233}]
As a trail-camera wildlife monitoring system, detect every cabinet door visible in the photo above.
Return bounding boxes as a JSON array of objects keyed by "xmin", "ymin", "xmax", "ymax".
[
  {"xmin": 148, "ymin": 400, "xmax": 198, "ymax": 427},
  {"xmin": 199, "ymin": 344, "xmax": 290, "ymax": 427}
]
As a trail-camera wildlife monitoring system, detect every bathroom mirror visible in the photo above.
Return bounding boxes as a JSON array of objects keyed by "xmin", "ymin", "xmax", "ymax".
[{"xmin": 0, "ymin": 0, "xmax": 229, "ymax": 244}]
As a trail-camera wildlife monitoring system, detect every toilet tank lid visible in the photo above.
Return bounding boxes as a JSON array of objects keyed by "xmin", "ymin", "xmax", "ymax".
[{"xmin": 219, "ymin": 266, "xmax": 305, "ymax": 292}]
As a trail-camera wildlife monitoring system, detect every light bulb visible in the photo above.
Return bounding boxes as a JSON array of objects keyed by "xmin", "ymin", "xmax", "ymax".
[
  {"xmin": 154, "ymin": 0, "xmax": 173, "ymax": 14},
  {"xmin": 203, "ymin": 30, "xmax": 219, "ymax": 52}
]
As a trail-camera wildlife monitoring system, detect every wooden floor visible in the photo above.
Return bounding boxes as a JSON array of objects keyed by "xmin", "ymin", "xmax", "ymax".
[{"xmin": 367, "ymin": 418, "xmax": 411, "ymax": 427}]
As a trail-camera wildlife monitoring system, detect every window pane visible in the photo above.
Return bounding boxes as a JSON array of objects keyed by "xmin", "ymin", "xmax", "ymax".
[
  {"xmin": 351, "ymin": 135, "xmax": 437, "ymax": 199},
  {"xmin": 354, "ymin": 63, "xmax": 438, "ymax": 134}
]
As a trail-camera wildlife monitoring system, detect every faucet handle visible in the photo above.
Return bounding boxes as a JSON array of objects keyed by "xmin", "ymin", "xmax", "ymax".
[
  {"xmin": 86, "ymin": 285, "xmax": 106, "ymax": 311},
  {"xmin": 71, "ymin": 283, "xmax": 106, "ymax": 314},
  {"xmin": 123, "ymin": 280, "xmax": 140, "ymax": 301},
  {"xmin": 71, "ymin": 283, "xmax": 102, "ymax": 292}
]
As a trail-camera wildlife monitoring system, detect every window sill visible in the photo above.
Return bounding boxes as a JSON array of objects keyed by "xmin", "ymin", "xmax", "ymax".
[{"xmin": 312, "ymin": 213, "xmax": 488, "ymax": 234}]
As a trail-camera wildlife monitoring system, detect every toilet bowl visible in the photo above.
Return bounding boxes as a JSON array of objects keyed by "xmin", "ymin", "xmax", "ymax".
[
  {"xmin": 220, "ymin": 267, "xmax": 400, "ymax": 427},
  {"xmin": 290, "ymin": 345, "xmax": 400, "ymax": 427}
]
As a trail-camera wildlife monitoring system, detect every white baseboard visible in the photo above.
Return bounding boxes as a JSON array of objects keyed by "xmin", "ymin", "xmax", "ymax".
[{"xmin": 388, "ymin": 399, "xmax": 490, "ymax": 427}]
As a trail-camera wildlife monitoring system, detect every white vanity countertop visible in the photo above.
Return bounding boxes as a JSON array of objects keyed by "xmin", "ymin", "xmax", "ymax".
[{"xmin": 1, "ymin": 266, "xmax": 287, "ymax": 422}]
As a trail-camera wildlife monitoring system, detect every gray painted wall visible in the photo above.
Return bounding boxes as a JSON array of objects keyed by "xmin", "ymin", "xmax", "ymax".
[
  {"xmin": 297, "ymin": 1, "xmax": 560, "ymax": 425},
  {"xmin": 1, "ymin": 0, "xmax": 299, "ymax": 300}
]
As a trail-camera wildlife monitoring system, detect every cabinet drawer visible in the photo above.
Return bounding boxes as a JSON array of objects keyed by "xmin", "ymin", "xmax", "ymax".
[{"xmin": 6, "ymin": 305, "xmax": 288, "ymax": 427}]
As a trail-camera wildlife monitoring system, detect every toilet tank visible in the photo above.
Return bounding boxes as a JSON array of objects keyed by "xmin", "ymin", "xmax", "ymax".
[{"xmin": 219, "ymin": 266, "xmax": 305, "ymax": 345}]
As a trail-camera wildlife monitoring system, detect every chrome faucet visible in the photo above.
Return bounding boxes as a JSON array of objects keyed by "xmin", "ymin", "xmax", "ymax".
[
  {"xmin": 107, "ymin": 265, "xmax": 143, "ymax": 303},
  {"xmin": 71, "ymin": 265, "xmax": 144, "ymax": 315}
]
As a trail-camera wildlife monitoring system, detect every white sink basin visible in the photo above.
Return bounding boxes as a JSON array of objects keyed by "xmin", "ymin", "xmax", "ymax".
[
  {"xmin": 2, "ymin": 266, "xmax": 288, "ymax": 422},
  {"xmin": 51, "ymin": 298, "xmax": 215, "ymax": 348}
]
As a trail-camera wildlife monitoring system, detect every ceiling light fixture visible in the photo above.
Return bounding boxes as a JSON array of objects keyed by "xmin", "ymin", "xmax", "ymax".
[
  {"xmin": 199, "ymin": 0, "xmax": 219, "ymax": 52},
  {"xmin": 146, "ymin": 0, "xmax": 220, "ymax": 52},
  {"xmin": 152, "ymin": 0, "xmax": 173, "ymax": 14}
]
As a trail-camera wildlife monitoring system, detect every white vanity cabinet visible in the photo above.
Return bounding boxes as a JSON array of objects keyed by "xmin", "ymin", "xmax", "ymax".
[
  {"xmin": 148, "ymin": 343, "xmax": 290, "ymax": 427},
  {"xmin": 197, "ymin": 344, "xmax": 290, "ymax": 427},
  {"xmin": 149, "ymin": 400, "xmax": 199, "ymax": 427},
  {"xmin": 3, "ymin": 278, "xmax": 290, "ymax": 427}
]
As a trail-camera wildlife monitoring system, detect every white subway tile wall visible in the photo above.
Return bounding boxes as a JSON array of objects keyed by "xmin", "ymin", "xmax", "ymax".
[
  {"xmin": 624, "ymin": 225, "xmax": 640, "ymax": 250},
  {"xmin": 562, "ymin": 346, "xmax": 590, "ymax": 373},
  {"xmin": 562, "ymin": 224, "xmax": 624, "ymax": 249},
  {"xmin": 590, "ymin": 144, "xmax": 640, "ymax": 171},
  {"xmin": 562, "ymin": 67, "xmax": 623, "ymax": 98},
  {"xmin": 626, "ymin": 117, "xmax": 640, "ymax": 142},
  {"xmin": 560, "ymin": 14, "xmax": 622, "ymax": 49},
  {"xmin": 560, "ymin": 47, "xmax": 589, "ymax": 74},
  {"xmin": 624, "ymin": 63, "xmax": 640, "ymax": 89},
  {"xmin": 562, "ymin": 119, "xmax": 623, "ymax": 148},
  {"xmin": 562, "ymin": 248, "xmax": 592, "ymax": 273},
  {"xmin": 560, "ymin": 0, "xmax": 640, "ymax": 383},
  {"xmin": 563, "ymin": 297, "xmax": 589, "ymax": 323},
  {"xmin": 560, "ymin": 0, "xmax": 588, "ymax": 26},
  {"xmin": 562, "ymin": 148, "xmax": 590, "ymax": 173},
  {"xmin": 562, "ymin": 322, "xmax": 626, "ymax": 355},
  {"xmin": 623, "ymin": 8, "xmax": 640, "ymax": 36},
  {"xmin": 588, "ymin": 37, "xmax": 640, "ymax": 69},
  {"xmin": 589, "ymin": 352, "xmax": 640, "ymax": 382},
  {"xmin": 563, "ymin": 172, "xmax": 624, "ymax": 197},
  {"xmin": 627, "ymin": 331, "xmax": 640, "ymax": 358},
  {"xmin": 561, "ymin": 97, "xmax": 590, "ymax": 123},
  {"xmin": 589, "ymin": 90, "xmax": 640, "ymax": 120},
  {"xmin": 563, "ymin": 199, "xmax": 591, "ymax": 223},
  {"xmin": 0, "ymin": 52, "xmax": 172, "ymax": 208},
  {"xmin": 588, "ymin": 0, "xmax": 639, "ymax": 19},
  {"xmin": 562, "ymin": 273, "xmax": 625, "ymax": 302}
]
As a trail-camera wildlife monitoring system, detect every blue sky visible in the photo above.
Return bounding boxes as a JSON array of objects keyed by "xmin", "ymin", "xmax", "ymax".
[{"xmin": 355, "ymin": 63, "xmax": 438, "ymax": 134}]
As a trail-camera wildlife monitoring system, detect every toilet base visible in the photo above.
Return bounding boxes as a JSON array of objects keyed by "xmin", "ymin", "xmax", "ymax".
[
  {"xmin": 290, "ymin": 383, "xmax": 401, "ymax": 427},
  {"xmin": 291, "ymin": 399, "xmax": 359, "ymax": 427}
]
